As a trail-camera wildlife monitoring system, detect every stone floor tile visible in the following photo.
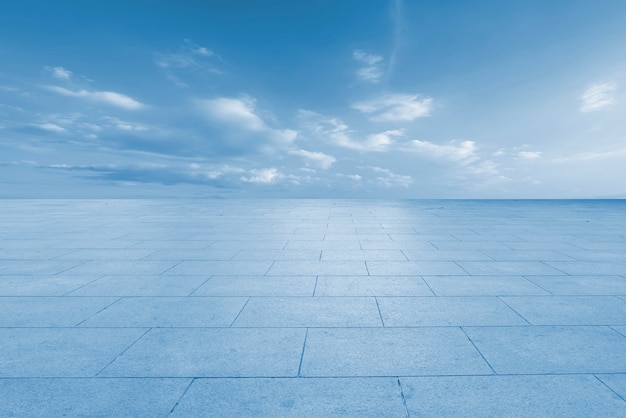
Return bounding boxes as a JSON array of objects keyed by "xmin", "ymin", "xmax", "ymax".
[
  {"xmin": 479, "ymin": 249, "xmax": 575, "ymax": 261},
  {"xmin": 366, "ymin": 261, "xmax": 468, "ymax": 276},
  {"xmin": 162, "ymin": 260, "xmax": 273, "ymax": 276},
  {"xmin": 423, "ymin": 275, "xmax": 549, "ymax": 296},
  {"xmin": 142, "ymin": 249, "xmax": 239, "ymax": 260},
  {"xmin": 377, "ymin": 297, "xmax": 528, "ymax": 326},
  {"xmin": 401, "ymin": 375, "xmax": 626, "ymax": 417},
  {"xmin": 457, "ymin": 261, "xmax": 565, "ymax": 275},
  {"xmin": 170, "ymin": 377, "xmax": 407, "ymax": 417},
  {"xmin": 320, "ymin": 249, "xmax": 407, "ymax": 261},
  {"xmin": 0, "ymin": 328, "xmax": 147, "ymax": 377},
  {"xmin": 54, "ymin": 248, "xmax": 158, "ymax": 260},
  {"xmin": 193, "ymin": 275, "xmax": 316, "ymax": 296},
  {"xmin": 0, "ymin": 296, "xmax": 118, "ymax": 326},
  {"xmin": 231, "ymin": 249, "xmax": 321, "ymax": 261},
  {"xmin": 596, "ymin": 374, "xmax": 626, "ymax": 402},
  {"xmin": 68, "ymin": 275, "xmax": 208, "ymax": 296},
  {"xmin": 300, "ymin": 328, "xmax": 493, "ymax": 376},
  {"xmin": 0, "ymin": 260, "xmax": 85, "ymax": 275},
  {"xmin": 525, "ymin": 275, "xmax": 626, "ymax": 295},
  {"xmin": 500, "ymin": 296, "xmax": 626, "ymax": 325},
  {"xmin": 315, "ymin": 275, "xmax": 433, "ymax": 296},
  {"xmin": 233, "ymin": 297, "xmax": 382, "ymax": 327},
  {"xmin": 544, "ymin": 261, "xmax": 626, "ymax": 275},
  {"xmin": 402, "ymin": 249, "xmax": 493, "ymax": 261},
  {"xmin": 100, "ymin": 328, "xmax": 306, "ymax": 377},
  {"xmin": 0, "ymin": 275, "xmax": 102, "ymax": 296},
  {"xmin": 464, "ymin": 325, "xmax": 626, "ymax": 374},
  {"xmin": 267, "ymin": 261, "xmax": 368, "ymax": 275},
  {"xmin": 61, "ymin": 260, "xmax": 179, "ymax": 276},
  {"xmin": 0, "ymin": 378, "xmax": 189, "ymax": 417},
  {"xmin": 81, "ymin": 297, "xmax": 248, "ymax": 327}
]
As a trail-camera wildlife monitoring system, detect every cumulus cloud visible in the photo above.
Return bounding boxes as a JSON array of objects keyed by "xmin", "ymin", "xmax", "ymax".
[
  {"xmin": 352, "ymin": 93, "xmax": 432, "ymax": 122},
  {"xmin": 405, "ymin": 139, "xmax": 477, "ymax": 163},
  {"xmin": 353, "ymin": 50, "xmax": 384, "ymax": 83},
  {"xmin": 44, "ymin": 86, "xmax": 145, "ymax": 110},
  {"xmin": 44, "ymin": 66, "xmax": 73, "ymax": 80},
  {"xmin": 289, "ymin": 149, "xmax": 337, "ymax": 169},
  {"xmin": 365, "ymin": 129, "xmax": 404, "ymax": 151},
  {"xmin": 241, "ymin": 168, "xmax": 280, "ymax": 184},
  {"xmin": 198, "ymin": 96, "xmax": 297, "ymax": 145},
  {"xmin": 580, "ymin": 82, "xmax": 617, "ymax": 112}
]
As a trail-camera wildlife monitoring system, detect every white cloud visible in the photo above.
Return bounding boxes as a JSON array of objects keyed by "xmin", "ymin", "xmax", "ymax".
[
  {"xmin": 370, "ymin": 166, "xmax": 412, "ymax": 188},
  {"xmin": 44, "ymin": 66, "xmax": 73, "ymax": 80},
  {"xmin": 241, "ymin": 168, "xmax": 280, "ymax": 184},
  {"xmin": 352, "ymin": 93, "xmax": 432, "ymax": 122},
  {"xmin": 155, "ymin": 40, "xmax": 220, "ymax": 86},
  {"xmin": 365, "ymin": 129, "xmax": 404, "ymax": 151},
  {"xmin": 353, "ymin": 50, "xmax": 384, "ymax": 83},
  {"xmin": 518, "ymin": 151, "xmax": 541, "ymax": 160},
  {"xmin": 35, "ymin": 123, "xmax": 66, "ymax": 132},
  {"xmin": 289, "ymin": 149, "xmax": 336, "ymax": 169},
  {"xmin": 44, "ymin": 86, "xmax": 145, "ymax": 110},
  {"xmin": 580, "ymin": 82, "xmax": 617, "ymax": 112},
  {"xmin": 198, "ymin": 96, "xmax": 297, "ymax": 145},
  {"xmin": 405, "ymin": 139, "xmax": 477, "ymax": 163}
]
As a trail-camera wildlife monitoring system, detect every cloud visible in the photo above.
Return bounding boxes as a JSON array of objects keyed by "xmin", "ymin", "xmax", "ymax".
[
  {"xmin": 352, "ymin": 93, "xmax": 432, "ymax": 121},
  {"xmin": 155, "ymin": 40, "xmax": 220, "ymax": 86},
  {"xmin": 365, "ymin": 129, "xmax": 404, "ymax": 151},
  {"xmin": 580, "ymin": 82, "xmax": 617, "ymax": 112},
  {"xmin": 44, "ymin": 66, "xmax": 73, "ymax": 80},
  {"xmin": 369, "ymin": 166, "xmax": 412, "ymax": 188},
  {"xmin": 353, "ymin": 50, "xmax": 384, "ymax": 83},
  {"xmin": 34, "ymin": 123, "xmax": 66, "ymax": 133},
  {"xmin": 289, "ymin": 149, "xmax": 336, "ymax": 169},
  {"xmin": 405, "ymin": 139, "xmax": 477, "ymax": 163},
  {"xmin": 518, "ymin": 151, "xmax": 541, "ymax": 160},
  {"xmin": 198, "ymin": 96, "xmax": 297, "ymax": 145},
  {"xmin": 44, "ymin": 86, "xmax": 145, "ymax": 110},
  {"xmin": 241, "ymin": 168, "xmax": 280, "ymax": 184}
]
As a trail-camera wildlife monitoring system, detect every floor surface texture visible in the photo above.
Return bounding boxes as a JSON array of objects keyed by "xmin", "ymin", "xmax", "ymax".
[{"xmin": 1, "ymin": 199, "xmax": 626, "ymax": 417}]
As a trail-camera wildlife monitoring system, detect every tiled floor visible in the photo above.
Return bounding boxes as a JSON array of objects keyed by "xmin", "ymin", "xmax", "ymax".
[{"xmin": 1, "ymin": 199, "xmax": 626, "ymax": 416}]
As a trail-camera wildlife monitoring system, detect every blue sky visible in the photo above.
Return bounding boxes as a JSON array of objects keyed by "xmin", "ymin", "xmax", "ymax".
[{"xmin": 1, "ymin": 0, "xmax": 625, "ymax": 198}]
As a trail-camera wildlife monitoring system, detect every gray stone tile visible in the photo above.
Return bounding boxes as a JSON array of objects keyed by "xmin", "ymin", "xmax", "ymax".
[
  {"xmin": 171, "ymin": 377, "xmax": 407, "ymax": 417},
  {"xmin": 545, "ymin": 261, "xmax": 626, "ymax": 275},
  {"xmin": 100, "ymin": 328, "xmax": 306, "ymax": 377},
  {"xmin": 360, "ymin": 241, "xmax": 436, "ymax": 250},
  {"xmin": 402, "ymin": 249, "xmax": 492, "ymax": 261},
  {"xmin": 130, "ymin": 240, "xmax": 213, "ymax": 249},
  {"xmin": 209, "ymin": 240, "xmax": 288, "ymax": 250},
  {"xmin": 61, "ymin": 260, "xmax": 178, "ymax": 276},
  {"xmin": 68, "ymin": 275, "xmax": 209, "ymax": 296},
  {"xmin": 479, "ymin": 249, "xmax": 575, "ymax": 261},
  {"xmin": 300, "ymin": 328, "xmax": 492, "ymax": 376},
  {"xmin": 0, "ymin": 275, "xmax": 102, "ymax": 296},
  {"xmin": 320, "ymin": 249, "xmax": 407, "ymax": 261},
  {"xmin": 464, "ymin": 325, "xmax": 626, "ymax": 374},
  {"xmin": 0, "ymin": 260, "xmax": 85, "ymax": 275},
  {"xmin": 558, "ymin": 250, "xmax": 626, "ymax": 261},
  {"xmin": 54, "ymin": 248, "xmax": 158, "ymax": 260},
  {"xmin": 0, "ymin": 297, "xmax": 118, "ymax": 326},
  {"xmin": 457, "ymin": 261, "xmax": 564, "ymax": 275},
  {"xmin": 501, "ymin": 296, "xmax": 626, "ymax": 325},
  {"xmin": 597, "ymin": 374, "xmax": 626, "ymax": 402},
  {"xmin": 193, "ymin": 275, "xmax": 316, "ymax": 296},
  {"xmin": 366, "ymin": 261, "xmax": 468, "ymax": 276},
  {"xmin": 0, "ymin": 378, "xmax": 189, "ymax": 417},
  {"xmin": 401, "ymin": 375, "xmax": 626, "ymax": 417},
  {"xmin": 267, "ymin": 261, "xmax": 367, "ymax": 275},
  {"xmin": 232, "ymin": 249, "xmax": 321, "ymax": 261},
  {"xmin": 423, "ymin": 275, "xmax": 549, "ymax": 296},
  {"xmin": 0, "ymin": 328, "xmax": 146, "ymax": 377},
  {"xmin": 162, "ymin": 260, "xmax": 273, "ymax": 276},
  {"xmin": 81, "ymin": 297, "xmax": 248, "ymax": 327},
  {"xmin": 142, "ymin": 249, "xmax": 239, "ymax": 260},
  {"xmin": 430, "ymin": 241, "xmax": 511, "ymax": 250},
  {"xmin": 614, "ymin": 326, "xmax": 626, "ymax": 337},
  {"xmin": 378, "ymin": 297, "xmax": 528, "ymax": 326},
  {"xmin": 285, "ymin": 241, "xmax": 361, "ymax": 250},
  {"xmin": 315, "ymin": 275, "xmax": 433, "ymax": 296},
  {"xmin": 526, "ymin": 275, "xmax": 626, "ymax": 295},
  {"xmin": 0, "ymin": 248, "xmax": 74, "ymax": 260},
  {"xmin": 233, "ymin": 297, "xmax": 382, "ymax": 327}
]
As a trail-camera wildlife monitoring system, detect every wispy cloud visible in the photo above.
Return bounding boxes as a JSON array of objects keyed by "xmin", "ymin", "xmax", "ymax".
[
  {"xmin": 156, "ymin": 40, "xmax": 220, "ymax": 87},
  {"xmin": 44, "ymin": 66, "xmax": 73, "ymax": 80},
  {"xmin": 365, "ymin": 129, "xmax": 404, "ymax": 151},
  {"xmin": 405, "ymin": 139, "xmax": 477, "ymax": 163},
  {"xmin": 388, "ymin": 0, "xmax": 404, "ymax": 75},
  {"xmin": 353, "ymin": 50, "xmax": 384, "ymax": 83},
  {"xmin": 241, "ymin": 168, "xmax": 281, "ymax": 184},
  {"xmin": 198, "ymin": 95, "xmax": 297, "ymax": 145},
  {"xmin": 518, "ymin": 151, "xmax": 541, "ymax": 160},
  {"xmin": 34, "ymin": 123, "xmax": 66, "ymax": 133},
  {"xmin": 289, "ymin": 149, "xmax": 336, "ymax": 169},
  {"xmin": 369, "ymin": 166, "xmax": 412, "ymax": 188},
  {"xmin": 580, "ymin": 82, "xmax": 617, "ymax": 112},
  {"xmin": 44, "ymin": 86, "xmax": 145, "ymax": 110},
  {"xmin": 352, "ymin": 93, "xmax": 432, "ymax": 122}
]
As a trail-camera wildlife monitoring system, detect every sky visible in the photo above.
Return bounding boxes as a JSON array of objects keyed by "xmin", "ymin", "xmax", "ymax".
[{"xmin": 1, "ymin": 0, "xmax": 626, "ymax": 198}]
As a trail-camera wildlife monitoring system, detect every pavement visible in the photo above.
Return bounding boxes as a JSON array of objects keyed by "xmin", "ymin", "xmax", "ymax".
[{"xmin": 1, "ymin": 199, "xmax": 626, "ymax": 417}]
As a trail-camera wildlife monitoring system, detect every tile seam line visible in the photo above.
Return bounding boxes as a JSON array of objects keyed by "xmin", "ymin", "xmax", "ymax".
[
  {"xmin": 187, "ymin": 275, "xmax": 214, "ymax": 297},
  {"xmin": 496, "ymin": 297, "xmax": 533, "ymax": 325},
  {"xmin": 74, "ymin": 296, "xmax": 124, "ymax": 327},
  {"xmin": 374, "ymin": 297, "xmax": 386, "ymax": 327},
  {"xmin": 166, "ymin": 377, "xmax": 196, "ymax": 417},
  {"xmin": 94, "ymin": 327, "xmax": 152, "ymax": 377},
  {"xmin": 297, "ymin": 328, "xmax": 309, "ymax": 377},
  {"xmin": 460, "ymin": 327, "xmax": 497, "ymax": 375},
  {"xmin": 593, "ymin": 374, "xmax": 626, "ymax": 404},
  {"xmin": 229, "ymin": 297, "xmax": 251, "ymax": 327},
  {"xmin": 397, "ymin": 378, "xmax": 411, "ymax": 418}
]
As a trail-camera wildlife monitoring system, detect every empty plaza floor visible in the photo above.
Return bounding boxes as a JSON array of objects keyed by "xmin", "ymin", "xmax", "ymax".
[{"xmin": 1, "ymin": 199, "xmax": 626, "ymax": 416}]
